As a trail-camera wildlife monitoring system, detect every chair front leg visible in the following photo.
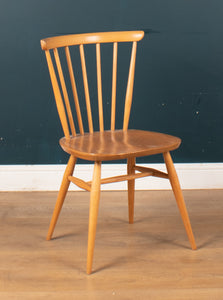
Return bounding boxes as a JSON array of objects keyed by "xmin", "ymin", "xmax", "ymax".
[
  {"xmin": 163, "ymin": 152, "xmax": 196, "ymax": 250},
  {"xmin": 87, "ymin": 161, "xmax": 101, "ymax": 274},
  {"xmin": 127, "ymin": 157, "xmax": 135, "ymax": 224},
  {"xmin": 46, "ymin": 155, "xmax": 76, "ymax": 240}
]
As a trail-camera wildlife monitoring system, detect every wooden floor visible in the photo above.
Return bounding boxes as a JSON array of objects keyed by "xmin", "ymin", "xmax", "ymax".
[{"xmin": 0, "ymin": 190, "xmax": 223, "ymax": 299}]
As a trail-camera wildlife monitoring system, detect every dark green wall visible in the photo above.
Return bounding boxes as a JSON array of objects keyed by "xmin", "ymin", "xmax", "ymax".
[{"xmin": 0, "ymin": 0, "xmax": 223, "ymax": 164}]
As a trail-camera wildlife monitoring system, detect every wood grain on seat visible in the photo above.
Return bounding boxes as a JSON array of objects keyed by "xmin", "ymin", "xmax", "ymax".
[{"xmin": 60, "ymin": 130, "xmax": 181, "ymax": 161}]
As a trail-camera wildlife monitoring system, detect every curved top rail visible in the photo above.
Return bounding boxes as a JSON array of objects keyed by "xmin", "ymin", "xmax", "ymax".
[{"xmin": 40, "ymin": 31, "xmax": 144, "ymax": 50}]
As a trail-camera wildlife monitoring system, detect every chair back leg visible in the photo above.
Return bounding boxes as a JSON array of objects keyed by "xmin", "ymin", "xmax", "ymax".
[
  {"xmin": 127, "ymin": 157, "xmax": 135, "ymax": 224},
  {"xmin": 163, "ymin": 152, "xmax": 197, "ymax": 250}
]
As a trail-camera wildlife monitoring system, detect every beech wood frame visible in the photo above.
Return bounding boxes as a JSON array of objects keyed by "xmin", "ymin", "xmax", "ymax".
[{"xmin": 41, "ymin": 31, "xmax": 196, "ymax": 274}]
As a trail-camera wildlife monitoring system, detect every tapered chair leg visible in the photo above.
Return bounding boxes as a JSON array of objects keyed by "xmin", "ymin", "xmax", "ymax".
[
  {"xmin": 127, "ymin": 157, "xmax": 135, "ymax": 224},
  {"xmin": 87, "ymin": 161, "xmax": 101, "ymax": 275},
  {"xmin": 46, "ymin": 155, "xmax": 76, "ymax": 241},
  {"xmin": 163, "ymin": 152, "xmax": 196, "ymax": 250}
]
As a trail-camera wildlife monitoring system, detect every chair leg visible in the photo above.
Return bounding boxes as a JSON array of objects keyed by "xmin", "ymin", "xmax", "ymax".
[
  {"xmin": 87, "ymin": 161, "xmax": 101, "ymax": 275},
  {"xmin": 46, "ymin": 155, "xmax": 76, "ymax": 241},
  {"xmin": 163, "ymin": 152, "xmax": 197, "ymax": 250},
  {"xmin": 127, "ymin": 157, "xmax": 135, "ymax": 224}
]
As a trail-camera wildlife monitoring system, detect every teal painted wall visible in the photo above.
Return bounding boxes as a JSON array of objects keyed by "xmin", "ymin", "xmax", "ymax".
[{"xmin": 0, "ymin": 0, "xmax": 223, "ymax": 164}]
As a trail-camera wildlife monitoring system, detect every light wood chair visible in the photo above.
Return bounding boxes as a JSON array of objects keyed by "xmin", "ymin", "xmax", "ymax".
[{"xmin": 40, "ymin": 31, "xmax": 196, "ymax": 274}]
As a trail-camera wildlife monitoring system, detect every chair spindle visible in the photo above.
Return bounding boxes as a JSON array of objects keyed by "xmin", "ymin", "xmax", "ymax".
[
  {"xmin": 45, "ymin": 50, "xmax": 70, "ymax": 139},
  {"xmin": 111, "ymin": 42, "xmax": 118, "ymax": 131},
  {"xmin": 79, "ymin": 44, "xmax": 94, "ymax": 133},
  {"xmin": 65, "ymin": 46, "xmax": 84, "ymax": 135},
  {"xmin": 123, "ymin": 41, "xmax": 137, "ymax": 131},
  {"xmin": 96, "ymin": 43, "xmax": 104, "ymax": 132},
  {"xmin": 53, "ymin": 48, "xmax": 76, "ymax": 136}
]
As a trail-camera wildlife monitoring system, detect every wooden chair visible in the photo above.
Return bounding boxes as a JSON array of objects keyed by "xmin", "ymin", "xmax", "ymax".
[{"xmin": 40, "ymin": 31, "xmax": 196, "ymax": 274}]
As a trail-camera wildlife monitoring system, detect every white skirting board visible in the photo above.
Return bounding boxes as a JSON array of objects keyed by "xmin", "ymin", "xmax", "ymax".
[{"xmin": 0, "ymin": 163, "xmax": 223, "ymax": 191}]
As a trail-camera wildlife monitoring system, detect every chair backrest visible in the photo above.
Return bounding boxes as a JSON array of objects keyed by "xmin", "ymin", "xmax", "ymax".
[{"xmin": 41, "ymin": 31, "xmax": 144, "ymax": 139}]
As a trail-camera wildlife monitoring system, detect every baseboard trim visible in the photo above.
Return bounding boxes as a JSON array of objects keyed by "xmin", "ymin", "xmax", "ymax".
[{"xmin": 0, "ymin": 163, "xmax": 223, "ymax": 191}]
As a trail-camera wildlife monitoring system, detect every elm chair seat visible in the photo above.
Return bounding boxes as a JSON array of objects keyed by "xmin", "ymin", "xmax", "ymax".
[{"xmin": 60, "ymin": 130, "xmax": 181, "ymax": 161}]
